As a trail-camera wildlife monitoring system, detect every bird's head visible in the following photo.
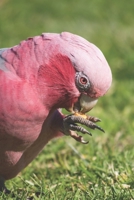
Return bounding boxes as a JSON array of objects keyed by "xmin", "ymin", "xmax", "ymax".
[
  {"xmin": 59, "ymin": 32, "xmax": 112, "ymax": 113},
  {"xmin": 37, "ymin": 32, "xmax": 112, "ymax": 113}
]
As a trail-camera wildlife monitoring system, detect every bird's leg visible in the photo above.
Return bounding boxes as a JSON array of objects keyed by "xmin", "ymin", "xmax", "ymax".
[
  {"xmin": 0, "ymin": 177, "xmax": 10, "ymax": 194},
  {"xmin": 63, "ymin": 113, "xmax": 104, "ymax": 144}
]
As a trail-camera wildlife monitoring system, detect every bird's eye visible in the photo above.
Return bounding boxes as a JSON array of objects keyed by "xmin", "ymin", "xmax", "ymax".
[
  {"xmin": 80, "ymin": 77, "xmax": 88, "ymax": 85},
  {"xmin": 75, "ymin": 72, "xmax": 90, "ymax": 92}
]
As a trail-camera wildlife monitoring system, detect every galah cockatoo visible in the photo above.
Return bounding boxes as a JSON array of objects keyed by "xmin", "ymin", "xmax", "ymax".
[{"xmin": 0, "ymin": 32, "xmax": 112, "ymax": 192}]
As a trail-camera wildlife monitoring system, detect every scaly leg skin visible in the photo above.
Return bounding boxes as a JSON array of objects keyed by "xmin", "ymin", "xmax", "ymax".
[
  {"xmin": 0, "ymin": 177, "xmax": 10, "ymax": 194},
  {"xmin": 63, "ymin": 113, "xmax": 104, "ymax": 144}
]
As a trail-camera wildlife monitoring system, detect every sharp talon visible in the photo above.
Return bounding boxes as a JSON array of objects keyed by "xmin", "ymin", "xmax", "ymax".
[
  {"xmin": 87, "ymin": 131, "xmax": 92, "ymax": 136},
  {"xmin": 69, "ymin": 124, "xmax": 92, "ymax": 136},
  {"xmin": 95, "ymin": 125, "xmax": 105, "ymax": 133},
  {"xmin": 79, "ymin": 128, "xmax": 92, "ymax": 136},
  {"xmin": 87, "ymin": 116, "xmax": 101, "ymax": 122},
  {"xmin": 95, "ymin": 118, "xmax": 101, "ymax": 122},
  {"xmin": 70, "ymin": 132, "xmax": 89, "ymax": 144},
  {"xmin": 81, "ymin": 138, "xmax": 89, "ymax": 144}
]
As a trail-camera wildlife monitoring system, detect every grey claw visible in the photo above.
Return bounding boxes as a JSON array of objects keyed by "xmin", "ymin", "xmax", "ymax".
[
  {"xmin": 87, "ymin": 116, "xmax": 101, "ymax": 122},
  {"xmin": 95, "ymin": 125, "xmax": 105, "ymax": 133},
  {"xmin": 81, "ymin": 138, "xmax": 89, "ymax": 144},
  {"xmin": 70, "ymin": 133, "xmax": 89, "ymax": 144},
  {"xmin": 65, "ymin": 115, "xmax": 104, "ymax": 133},
  {"xmin": 63, "ymin": 114, "xmax": 104, "ymax": 144},
  {"xmin": 69, "ymin": 124, "xmax": 92, "ymax": 136}
]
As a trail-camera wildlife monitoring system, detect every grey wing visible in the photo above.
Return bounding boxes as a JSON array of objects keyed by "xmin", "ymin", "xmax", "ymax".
[{"xmin": 0, "ymin": 48, "xmax": 9, "ymax": 72}]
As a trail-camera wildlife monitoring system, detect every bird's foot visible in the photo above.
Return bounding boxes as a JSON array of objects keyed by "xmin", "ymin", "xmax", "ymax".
[
  {"xmin": 63, "ymin": 113, "xmax": 104, "ymax": 144},
  {"xmin": 0, "ymin": 177, "xmax": 10, "ymax": 194}
]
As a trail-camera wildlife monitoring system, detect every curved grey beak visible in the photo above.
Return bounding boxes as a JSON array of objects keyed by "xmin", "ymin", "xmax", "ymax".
[{"xmin": 73, "ymin": 94, "xmax": 98, "ymax": 114}]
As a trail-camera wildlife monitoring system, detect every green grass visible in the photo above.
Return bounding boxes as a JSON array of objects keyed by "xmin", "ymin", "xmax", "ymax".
[{"xmin": 0, "ymin": 0, "xmax": 134, "ymax": 199}]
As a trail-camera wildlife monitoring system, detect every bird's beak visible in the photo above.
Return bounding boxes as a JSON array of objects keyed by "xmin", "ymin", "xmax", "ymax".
[{"xmin": 73, "ymin": 94, "xmax": 98, "ymax": 114}]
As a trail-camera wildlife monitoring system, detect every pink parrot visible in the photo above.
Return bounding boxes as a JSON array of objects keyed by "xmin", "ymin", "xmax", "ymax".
[{"xmin": 0, "ymin": 32, "xmax": 112, "ymax": 192}]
